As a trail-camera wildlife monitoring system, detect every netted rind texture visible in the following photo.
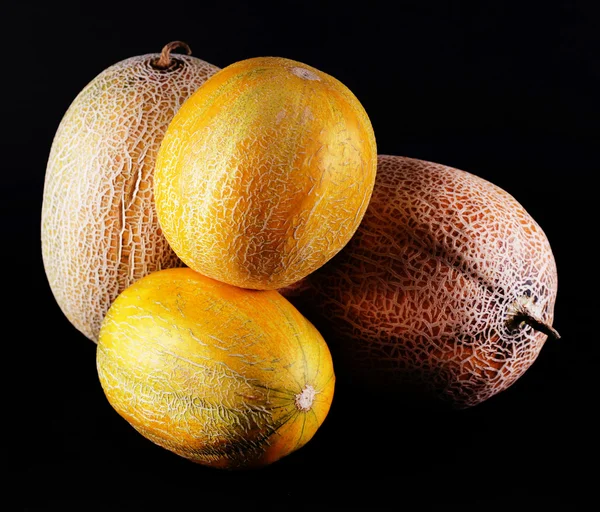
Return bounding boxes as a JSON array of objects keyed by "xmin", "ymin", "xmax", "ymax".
[
  {"xmin": 41, "ymin": 52, "xmax": 219, "ymax": 342},
  {"xmin": 97, "ymin": 268, "xmax": 335, "ymax": 469},
  {"xmin": 294, "ymin": 155, "xmax": 558, "ymax": 408},
  {"xmin": 154, "ymin": 57, "xmax": 377, "ymax": 290}
]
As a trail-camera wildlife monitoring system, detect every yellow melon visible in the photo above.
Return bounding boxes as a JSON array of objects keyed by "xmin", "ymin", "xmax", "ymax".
[
  {"xmin": 282, "ymin": 155, "xmax": 559, "ymax": 408},
  {"xmin": 154, "ymin": 56, "xmax": 377, "ymax": 290},
  {"xmin": 41, "ymin": 42, "xmax": 219, "ymax": 342},
  {"xmin": 97, "ymin": 267, "xmax": 335, "ymax": 469}
]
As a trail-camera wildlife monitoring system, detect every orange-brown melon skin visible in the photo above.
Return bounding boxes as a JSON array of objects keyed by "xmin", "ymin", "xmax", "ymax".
[
  {"xmin": 283, "ymin": 155, "xmax": 558, "ymax": 408},
  {"xmin": 154, "ymin": 56, "xmax": 377, "ymax": 291},
  {"xmin": 41, "ymin": 52, "xmax": 219, "ymax": 342}
]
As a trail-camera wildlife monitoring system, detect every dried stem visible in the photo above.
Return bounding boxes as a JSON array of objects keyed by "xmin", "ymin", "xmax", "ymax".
[
  {"xmin": 151, "ymin": 41, "xmax": 192, "ymax": 70},
  {"xmin": 508, "ymin": 303, "xmax": 561, "ymax": 340}
]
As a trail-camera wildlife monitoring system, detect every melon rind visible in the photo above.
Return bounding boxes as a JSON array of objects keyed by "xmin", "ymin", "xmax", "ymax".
[
  {"xmin": 154, "ymin": 56, "xmax": 378, "ymax": 290},
  {"xmin": 287, "ymin": 155, "xmax": 558, "ymax": 408},
  {"xmin": 41, "ymin": 52, "xmax": 219, "ymax": 342},
  {"xmin": 97, "ymin": 268, "xmax": 335, "ymax": 469}
]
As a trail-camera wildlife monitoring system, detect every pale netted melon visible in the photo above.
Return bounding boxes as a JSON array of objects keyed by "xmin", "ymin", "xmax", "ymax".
[
  {"xmin": 282, "ymin": 155, "xmax": 559, "ymax": 408},
  {"xmin": 41, "ymin": 42, "xmax": 219, "ymax": 342}
]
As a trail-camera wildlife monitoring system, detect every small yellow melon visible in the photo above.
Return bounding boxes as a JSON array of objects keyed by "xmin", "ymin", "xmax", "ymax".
[
  {"xmin": 154, "ymin": 56, "xmax": 377, "ymax": 290},
  {"xmin": 41, "ymin": 42, "xmax": 219, "ymax": 342},
  {"xmin": 97, "ymin": 267, "xmax": 335, "ymax": 469}
]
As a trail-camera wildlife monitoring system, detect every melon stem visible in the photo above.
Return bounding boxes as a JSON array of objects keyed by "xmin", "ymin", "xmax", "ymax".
[
  {"xmin": 152, "ymin": 41, "xmax": 192, "ymax": 70},
  {"xmin": 508, "ymin": 304, "xmax": 561, "ymax": 340}
]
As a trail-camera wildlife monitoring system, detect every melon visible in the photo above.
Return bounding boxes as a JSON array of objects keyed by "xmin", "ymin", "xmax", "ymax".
[
  {"xmin": 97, "ymin": 267, "xmax": 335, "ymax": 469},
  {"xmin": 282, "ymin": 155, "xmax": 559, "ymax": 408},
  {"xmin": 41, "ymin": 42, "xmax": 219, "ymax": 342},
  {"xmin": 154, "ymin": 56, "xmax": 377, "ymax": 291}
]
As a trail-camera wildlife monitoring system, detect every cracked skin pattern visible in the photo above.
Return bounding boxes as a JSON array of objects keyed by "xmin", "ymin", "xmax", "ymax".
[
  {"xmin": 282, "ymin": 155, "xmax": 558, "ymax": 408},
  {"xmin": 154, "ymin": 56, "xmax": 377, "ymax": 291},
  {"xmin": 41, "ymin": 52, "xmax": 219, "ymax": 342},
  {"xmin": 97, "ymin": 267, "xmax": 335, "ymax": 469}
]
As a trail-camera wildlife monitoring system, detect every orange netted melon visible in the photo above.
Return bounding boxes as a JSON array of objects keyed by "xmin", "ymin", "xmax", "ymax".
[
  {"xmin": 97, "ymin": 267, "xmax": 335, "ymax": 469},
  {"xmin": 41, "ymin": 42, "xmax": 219, "ymax": 342},
  {"xmin": 154, "ymin": 56, "xmax": 377, "ymax": 290},
  {"xmin": 282, "ymin": 155, "xmax": 559, "ymax": 409}
]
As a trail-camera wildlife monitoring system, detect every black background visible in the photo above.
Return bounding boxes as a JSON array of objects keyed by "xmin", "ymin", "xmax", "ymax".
[{"xmin": 7, "ymin": 0, "xmax": 596, "ymax": 508}]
